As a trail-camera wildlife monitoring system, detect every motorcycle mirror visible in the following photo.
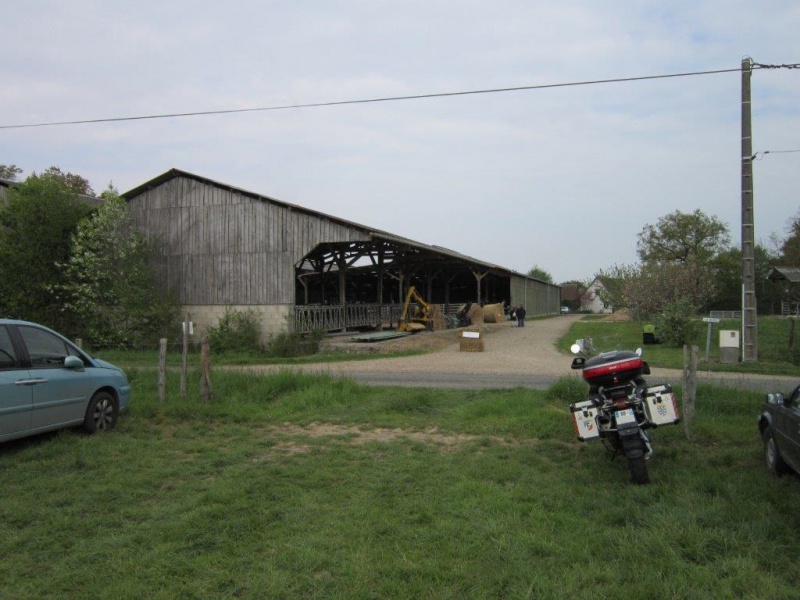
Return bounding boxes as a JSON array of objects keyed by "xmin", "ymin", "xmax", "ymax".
[
  {"xmin": 570, "ymin": 343, "xmax": 582, "ymax": 355},
  {"xmin": 635, "ymin": 347, "xmax": 643, "ymax": 357}
]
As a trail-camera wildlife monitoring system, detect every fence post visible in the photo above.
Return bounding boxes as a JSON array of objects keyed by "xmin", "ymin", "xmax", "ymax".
[
  {"xmin": 180, "ymin": 313, "xmax": 190, "ymax": 398},
  {"xmin": 158, "ymin": 338, "xmax": 167, "ymax": 404},
  {"xmin": 200, "ymin": 334, "xmax": 212, "ymax": 405},
  {"xmin": 682, "ymin": 344, "xmax": 698, "ymax": 439}
]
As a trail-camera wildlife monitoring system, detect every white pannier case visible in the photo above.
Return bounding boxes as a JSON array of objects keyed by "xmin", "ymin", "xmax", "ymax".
[
  {"xmin": 570, "ymin": 399, "xmax": 600, "ymax": 441},
  {"xmin": 643, "ymin": 384, "xmax": 680, "ymax": 427}
]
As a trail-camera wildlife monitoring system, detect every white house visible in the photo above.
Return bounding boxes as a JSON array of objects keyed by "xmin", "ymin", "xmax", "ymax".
[{"xmin": 581, "ymin": 277, "xmax": 613, "ymax": 314}]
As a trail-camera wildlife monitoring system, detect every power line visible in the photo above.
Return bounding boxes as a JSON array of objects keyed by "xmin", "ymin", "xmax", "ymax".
[
  {"xmin": 752, "ymin": 149, "xmax": 800, "ymax": 160},
  {"xmin": 0, "ymin": 64, "xmax": 795, "ymax": 131}
]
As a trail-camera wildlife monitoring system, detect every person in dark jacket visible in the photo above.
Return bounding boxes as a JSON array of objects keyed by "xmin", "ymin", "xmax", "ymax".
[{"xmin": 516, "ymin": 305, "xmax": 526, "ymax": 327}]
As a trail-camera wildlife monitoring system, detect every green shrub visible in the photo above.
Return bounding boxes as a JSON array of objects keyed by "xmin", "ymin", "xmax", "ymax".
[
  {"xmin": 208, "ymin": 306, "xmax": 264, "ymax": 354},
  {"xmin": 654, "ymin": 298, "xmax": 702, "ymax": 347},
  {"xmin": 267, "ymin": 329, "xmax": 325, "ymax": 358}
]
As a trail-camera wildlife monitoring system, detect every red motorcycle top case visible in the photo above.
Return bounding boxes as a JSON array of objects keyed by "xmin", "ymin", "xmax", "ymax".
[{"xmin": 581, "ymin": 350, "xmax": 644, "ymax": 386}]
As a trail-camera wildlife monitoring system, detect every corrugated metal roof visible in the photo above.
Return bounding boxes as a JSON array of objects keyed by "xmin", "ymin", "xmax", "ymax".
[{"xmin": 123, "ymin": 168, "xmax": 556, "ymax": 285}]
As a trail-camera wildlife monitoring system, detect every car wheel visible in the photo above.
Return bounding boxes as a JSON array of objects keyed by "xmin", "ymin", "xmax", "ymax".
[
  {"xmin": 764, "ymin": 430, "xmax": 788, "ymax": 476},
  {"xmin": 83, "ymin": 391, "xmax": 118, "ymax": 433}
]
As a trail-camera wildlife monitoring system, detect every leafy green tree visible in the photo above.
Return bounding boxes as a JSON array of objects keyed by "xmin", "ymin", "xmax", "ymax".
[
  {"xmin": 710, "ymin": 245, "xmax": 781, "ymax": 314},
  {"xmin": 637, "ymin": 209, "xmax": 730, "ymax": 265},
  {"xmin": 0, "ymin": 164, "xmax": 22, "ymax": 181},
  {"xmin": 527, "ymin": 265, "xmax": 553, "ymax": 283},
  {"xmin": 0, "ymin": 173, "xmax": 91, "ymax": 328},
  {"xmin": 779, "ymin": 209, "xmax": 800, "ymax": 266},
  {"xmin": 54, "ymin": 189, "xmax": 178, "ymax": 347},
  {"xmin": 593, "ymin": 264, "xmax": 639, "ymax": 312},
  {"xmin": 36, "ymin": 166, "xmax": 95, "ymax": 196}
]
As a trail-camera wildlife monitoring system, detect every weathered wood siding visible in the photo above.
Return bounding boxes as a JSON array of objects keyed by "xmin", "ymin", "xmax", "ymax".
[{"xmin": 128, "ymin": 176, "xmax": 370, "ymax": 305}]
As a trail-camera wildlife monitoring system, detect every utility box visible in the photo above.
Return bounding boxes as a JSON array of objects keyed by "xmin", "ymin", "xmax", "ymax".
[{"xmin": 719, "ymin": 330, "xmax": 740, "ymax": 364}]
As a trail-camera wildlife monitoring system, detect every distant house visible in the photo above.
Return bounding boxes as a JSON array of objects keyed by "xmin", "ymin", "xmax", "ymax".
[
  {"xmin": 767, "ymin": 267, "xmax": 800, "ymax": 316},
  {"xmin": 581, "ymin": 277, "xmax": 613, "ymax": 314}
]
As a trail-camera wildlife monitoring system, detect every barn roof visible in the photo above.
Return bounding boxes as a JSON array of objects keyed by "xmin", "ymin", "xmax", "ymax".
[
  {"xmin": 123, "ymin": 168, "xmax": 554, "ymax": 285},
  {"xmin": 768, "ymin": 266, "xmax": 800, "ymax": 283}
]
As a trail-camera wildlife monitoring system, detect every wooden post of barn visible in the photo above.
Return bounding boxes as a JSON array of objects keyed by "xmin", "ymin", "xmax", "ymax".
[
  {"xmin": 682, "ymin": 344, "xmax": 698, "ymax": 439},
  {"xmin": 200, "ymin": 334, "xmax": 212, "ymax": 405},
  {"xmin": 180, "ymin": 314, "xmax": 190, "ymax": 399},
  {"xmin": 158, "ymin": 338, "xmax": 167, "ymax": 404}
]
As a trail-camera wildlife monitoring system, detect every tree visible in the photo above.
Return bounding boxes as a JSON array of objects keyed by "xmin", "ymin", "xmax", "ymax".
[
  {"xmin": 779, "ymin": 209, "xmax": 800, "ymax": 266},
  {"xmin": 53, "ymin": 188, "xmax": 178, "ymax": 347},
  {"xmin": 637, "ymin": 209, "xmax": 730, "ymax": 265},
  {"xmin": 710, "ymin": 245, "xmax": 781, "ymax": 314},
  {"xmin": 527, "ymin": 265, "xmax": 553, "ymax": 283},
  {"xmin": 0, "ymin": 164, "xmax": 22, "ymax": 181},
  {"xmin": 0, "ymin": 173, "xmax": 91, "ymax": 328},
  {"xmin": 34, "ymin": 166, "xmax": 95, "ymax": 196}
]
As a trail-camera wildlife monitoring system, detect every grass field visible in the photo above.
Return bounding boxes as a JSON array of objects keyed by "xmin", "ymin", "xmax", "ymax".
[
  {"xmin": 2, "ymin": 366, "xmax": 799, "ymax": 599},
  {"xmin": 558, "ymin": 315, "xmax": 800, "ymax": 376}
]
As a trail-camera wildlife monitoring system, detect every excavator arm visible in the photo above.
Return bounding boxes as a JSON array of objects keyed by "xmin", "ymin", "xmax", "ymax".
[{"xmin": 398, "ymin": 286, "xmax": 432, "ymax": 332}]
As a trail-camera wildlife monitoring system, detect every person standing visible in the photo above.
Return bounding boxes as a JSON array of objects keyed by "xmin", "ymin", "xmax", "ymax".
[{"xmin": 516, "ymin": 305, "xmax": 526, "ymax": 327}]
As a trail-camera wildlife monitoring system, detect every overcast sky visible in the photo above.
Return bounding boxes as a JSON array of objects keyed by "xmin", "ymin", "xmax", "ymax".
[{"xmin": 2, "ymin": 1, "xmax": 798, "ymax": 283}]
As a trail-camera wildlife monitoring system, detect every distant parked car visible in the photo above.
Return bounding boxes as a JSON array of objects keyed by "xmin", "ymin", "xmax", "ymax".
[
  {"xmin": 560, "ymin": 306, "xmax": 570, "ymax": 314},
  {"xmin": 0, "ymin": 319, "xmax": 130, "ymax": 444},
  {"xmin": 759, "ymin": 383, "xmax": 800, "ymax": 476}
]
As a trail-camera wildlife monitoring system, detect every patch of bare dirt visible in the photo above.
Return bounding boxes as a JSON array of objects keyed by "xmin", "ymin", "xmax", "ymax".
[{"xmin": 258, "ymin": 422, "xmax": 537, "ymax": 457}]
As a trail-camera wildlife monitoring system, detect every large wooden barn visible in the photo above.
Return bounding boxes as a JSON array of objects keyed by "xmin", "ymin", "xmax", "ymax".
[{"xmin": 123, "ymin": 169, "xmax": 561, "ymax": 338}]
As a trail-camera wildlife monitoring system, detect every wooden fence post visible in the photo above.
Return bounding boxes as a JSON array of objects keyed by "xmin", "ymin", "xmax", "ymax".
[
  {"xmin": 682, "ymin": 344, "xmax": 698, "ymax": 439},
  {"xmin": 200, "ymin": 334, "xmax": 212, "ymax": 405},
  {"xmin": 158, "ymin": 338, "xmax": 167, "ymax": 404},
  {"xmin": 180, "ymin": 313, "xmax": 190, "ymax": 399}
]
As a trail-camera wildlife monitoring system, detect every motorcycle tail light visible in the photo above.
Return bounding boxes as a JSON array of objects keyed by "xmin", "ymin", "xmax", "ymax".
[{"xmin": 612, "ymin": 398, "xmax": 630, "ymax": 410}]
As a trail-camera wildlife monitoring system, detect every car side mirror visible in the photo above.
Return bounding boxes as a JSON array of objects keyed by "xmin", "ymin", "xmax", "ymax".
[
  {"xmin": 64, "ymin": 355, "xmax": 85, "ymax": 370},
  {"xmin": 766, "ymin": 393, "xmax": 785, "ymax": 406}
]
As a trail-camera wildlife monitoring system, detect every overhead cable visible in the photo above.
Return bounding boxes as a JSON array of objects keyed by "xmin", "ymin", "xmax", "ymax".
[{"xmin": 0, "ymin": 64, "xmax": 791, "ymax": 130}]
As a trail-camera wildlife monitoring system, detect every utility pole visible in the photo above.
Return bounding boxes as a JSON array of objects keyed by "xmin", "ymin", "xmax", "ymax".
[{"xmin": 741, "ymin": 57, "xmax": 758, "ymax": 362}]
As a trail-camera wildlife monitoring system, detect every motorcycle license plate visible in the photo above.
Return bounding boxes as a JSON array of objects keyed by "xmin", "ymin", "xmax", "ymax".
[{"xmin": 615, "ymin": 409, "xmax": 636, "ymax": 426}]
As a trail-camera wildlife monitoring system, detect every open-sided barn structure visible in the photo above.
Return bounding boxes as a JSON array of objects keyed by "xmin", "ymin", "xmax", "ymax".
[{"xmin": 123, "ymin": 169, "xmax": 561, "ymax": 338}]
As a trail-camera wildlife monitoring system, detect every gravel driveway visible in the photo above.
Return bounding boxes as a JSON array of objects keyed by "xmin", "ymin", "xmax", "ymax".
[{"xmin": 248, "ymin": 315, "xmax": 797, "ymax": 392}]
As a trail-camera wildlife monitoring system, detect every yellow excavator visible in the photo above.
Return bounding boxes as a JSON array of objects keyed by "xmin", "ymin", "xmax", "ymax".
[{"xmin": 397, "ymin": 286, "xmax": 432, "ymax": 332}]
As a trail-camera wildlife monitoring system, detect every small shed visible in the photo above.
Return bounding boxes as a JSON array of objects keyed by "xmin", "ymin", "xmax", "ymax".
[{"xmin": 767, "ymin": 267, "xmax": 800, "ymax": 316}]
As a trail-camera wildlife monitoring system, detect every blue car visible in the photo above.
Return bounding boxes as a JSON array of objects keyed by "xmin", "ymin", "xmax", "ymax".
[{"xmin": 0, "ymin": 319, "xmax": 130, "ymax": 443}]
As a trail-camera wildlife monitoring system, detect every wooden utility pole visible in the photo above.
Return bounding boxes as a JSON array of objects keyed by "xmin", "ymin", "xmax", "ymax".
[{"xmin": 741, "ymin": 57, "xmax": 758, "ymax": 362}]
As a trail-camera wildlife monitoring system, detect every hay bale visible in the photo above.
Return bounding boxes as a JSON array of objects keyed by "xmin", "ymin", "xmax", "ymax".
[
  {"xmin": 482, "ymin": 303, "xmax": 504, "ymax": 323},
  {"xmin": 467, "ymin": 303, "xmax": 484, "ymax": 325},
  {"xmin": 430, "ymin": 304, "xmax": 446, "ymax": 332},
  {"xmin": 459, "ymin": 329, "xmax": 485, "ymax": 352}
]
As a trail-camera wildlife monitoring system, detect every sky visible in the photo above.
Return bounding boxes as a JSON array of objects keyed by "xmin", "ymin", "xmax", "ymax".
[{"xmin": 2, "ymin": 1, "xmax": 798, "ymax": 283}]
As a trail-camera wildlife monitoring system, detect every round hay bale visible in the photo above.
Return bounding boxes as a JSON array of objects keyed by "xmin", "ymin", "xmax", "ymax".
[
  {"xmin": 467, "ymin": 303, "xmax": 484, "ymax": 325},
  {"xmin": 482, "ymin": 302, "xmax": 504, "ymax": 323}
]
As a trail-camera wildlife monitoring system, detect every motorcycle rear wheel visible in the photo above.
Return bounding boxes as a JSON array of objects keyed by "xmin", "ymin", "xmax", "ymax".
[{"xmin": 621, "ymin": 435, "xmax": 650, "ymax": 485}]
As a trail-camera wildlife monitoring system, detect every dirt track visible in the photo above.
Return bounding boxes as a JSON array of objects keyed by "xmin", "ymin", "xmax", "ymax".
[{"xmin": 246, "ymin": 315, "xmax": 798, "ymax": 392}]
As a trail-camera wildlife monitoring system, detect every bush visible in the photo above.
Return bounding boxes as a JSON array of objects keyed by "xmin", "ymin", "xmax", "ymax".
[
  {"xmin": 654, "ymin": 297, "xmax": 702, "ymax": 347},
  {"xmin": 267, "ymin": 329, "xmax": 325, "ymax": 358},
  {"xmin": 208, "ymin": 307, "xmax": 264, "ymax": 354}
]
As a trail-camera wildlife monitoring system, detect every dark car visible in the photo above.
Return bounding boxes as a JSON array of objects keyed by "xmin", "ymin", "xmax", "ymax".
[
  {"xmin": 0, "ymin": 319, "xmax": 130, "ymax": 444},
  {"xmin": 759, "ymin": 383, "xmax": 800, "ymax": 476}
]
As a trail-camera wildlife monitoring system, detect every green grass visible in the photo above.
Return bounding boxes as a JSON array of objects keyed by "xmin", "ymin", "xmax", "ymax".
[
  {"xmin": 558, "ymin": 316, "xmax": 800, "ymax": 376},
  {"xmin": 2, "ymin": 369, "xmax": 799, "ymax": 599}
]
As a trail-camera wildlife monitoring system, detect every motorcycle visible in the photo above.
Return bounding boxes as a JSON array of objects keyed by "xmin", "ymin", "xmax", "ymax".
[{"xmin": 569, "ymin": 342, "xmax": 680, "ymax": 484}]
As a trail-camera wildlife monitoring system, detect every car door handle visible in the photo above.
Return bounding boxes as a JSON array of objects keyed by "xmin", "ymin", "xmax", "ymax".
[{"xmin": 15, "ymin": 378, "xmax": 48, "ymax": 386}]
